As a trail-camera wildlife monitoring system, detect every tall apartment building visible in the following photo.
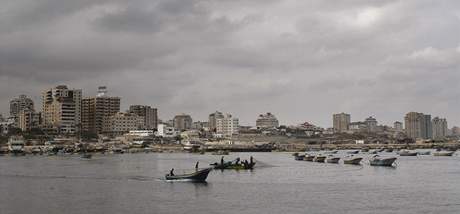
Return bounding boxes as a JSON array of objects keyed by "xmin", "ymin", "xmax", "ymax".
[
  {"xmin": 394, "ymin": 121, "xmax": 403, "ymax": 132},
  {"xmin": 42, "ymin": 85, "xmax": 82, "ymax": 134},
  {"xmin": 208, "ymin": 111, "xmax": 224, "ymax": 132},
  {"xmin": 216, "ymin": 113, "xmax": 239, "ymax": 137},
  {"xmin": 365, "ymin": 116, "xmax": 378, "ymax": 132},
  {"xmin": 256, "ymin": 112, "xmax": 279, "ymax": 129},
  {"xmin": 432, "ymin": 117, "xmax": 448, "ymax": 140},
  {"xmin": 333, "ymin": 113, "xmax": 350, "ymax": 133},
  {"xmin": 81, "ymin": 86, "xmax": 120, "ymax": 134},
  {"xmin": 10, "ymin": 95, "xmax": 34, "ymax": 118},
  {"xmin": 173, "ymin": 114, "xmax": 193, "ymax": 131},
  {"xmin": 102, "ymin": 112, "xmax": 143, "ymax": 136},
  {"xmin": 404, "ymin": 112, "xmax": 432, "ymax": 139},
  {"xmin": 128, "ymin": 105, "xmax": 158, "ymax": 130},
  {"xmin": 18, "ymin": 109, "xmax": 41, "ymax": 131}
]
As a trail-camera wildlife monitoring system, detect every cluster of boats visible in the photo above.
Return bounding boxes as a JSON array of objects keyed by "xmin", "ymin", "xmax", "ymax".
[
  {"xmin": 165, "ymin": 156, "xmax": 256, "ymax": 182},
  {"xmin": 293, "ymin": 152, "xmax": 397, "ymax": 167}
]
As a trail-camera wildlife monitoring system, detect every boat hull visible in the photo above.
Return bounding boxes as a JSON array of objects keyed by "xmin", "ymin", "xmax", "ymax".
[
  {"xmin": 165, "ymin": 168, "xmax": 212, "ymax": 182},
  {"xmin": 326, "ymin": 157, "xmax": 340, "ymax": 164},
  {"xmin": 370, "ymin": 157, "xmax": 397, "ymax": 167},
  {"xmin": 314, "ymin": 156, "xmax": 326, "ymax": 163},
  {"xmin": 343, "ymin": 158, "xmax": 363, "ymax": 165},
  {"xmin": 433, "ymin": 152, "xmax": 455, "ymax": 156}
]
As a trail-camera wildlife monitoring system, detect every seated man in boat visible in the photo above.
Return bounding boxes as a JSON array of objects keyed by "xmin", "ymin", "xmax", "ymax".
[
  {"xmin": 235, "ymin": 157, "xmax": 240, "ymax": 165},
  {"xmin": 169, "ymin": 168, "xmax": 175, "ymax": 176}
]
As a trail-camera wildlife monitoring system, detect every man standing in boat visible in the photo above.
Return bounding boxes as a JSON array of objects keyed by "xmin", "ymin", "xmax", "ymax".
[
  {"xmin": 169, "ymin": 168, "xmax": 175, "ymax": 176},
  {"xmin": 221, "ymin": 156, "xmax": 224, "ymax": 166},
  {"xmin": 195, "ymin": 161, "xmax": 199, "ymax": 171}
]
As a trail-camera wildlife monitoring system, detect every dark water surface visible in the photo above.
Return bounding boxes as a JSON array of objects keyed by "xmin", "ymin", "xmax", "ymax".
[{"xmin": 1, "ymin": 152, "xmax": 460, "ymax": 214}]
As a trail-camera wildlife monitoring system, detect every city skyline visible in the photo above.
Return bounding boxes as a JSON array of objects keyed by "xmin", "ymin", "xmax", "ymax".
[
  {"xmin": 1, "ymin": 87, "xmax": 456, "ymax": 129},
  {"xmin": 1, "ymin": 1, "xmax": 459, "ymax": 127}
]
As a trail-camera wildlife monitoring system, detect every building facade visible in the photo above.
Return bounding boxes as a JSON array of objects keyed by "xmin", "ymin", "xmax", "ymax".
[
  {"xmin": 216, "ymin": 113, "xmax": 239, "ymax": 137},
  {"xmin": 18, "ymin": 110, "xmax": 41, "ymax": 132},
  {"xmin": 208, "ymin": 111, "xmax": 224, "ymax": 132},
  {"xmin": 256, "ymin": 112, "xmax": 279, "ymax": 129},
  {"xmin": 365, "ymin": 116, "xmax": 378, "ymax": 133},
  {"xmin": 394, "ymin": 121, "xmax": 403, "ymax": 132},
  {"xmin": 10, "ymin": 95, "xmax": 34, "ymax": 118},
  {"xmin": 432, "ymin": 117, "xmax": 448, "ymax": 140},
  {"xmin": 102, "ymin": 112, "xmax": 143, "ymax": 136},
  {"xmin": 41, "ymin": 85, "xmax": 82, "ymax": 134},
  {"xmin": 333, "ymin": 113, "xmax": 350, "ymax": 133},
  {"xmin": 128, "ymin": 105, "xmax": 158, "ymax": 130},
  {"xmin": 81, "ymin": 86, "xmax": 120, "ymax": 134},
  {"xmin": 173, "ymin": 114, "xmax": 193, "ymax": 131},
  {"xmin": 404, "ymin": 112, "xmax": 432, "ymax": 139}
]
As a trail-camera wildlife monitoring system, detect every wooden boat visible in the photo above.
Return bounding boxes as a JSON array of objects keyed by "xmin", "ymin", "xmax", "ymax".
[
  {"xmin": 369, "ymin": 156, "xmax": 397, "ymax": 166},
  {"xmin": 385, "ymin": 148, "xmax": 394, "ymax": 153},
  {"xmin": 398, "ymin": 150, "xmax": 418, "ymax": 156},
  {"xmin": 303, "ymin": 155, "xmax": 315, "ymax": 161},
  {"xmin": 347, "ymin": 150, "xmax": 360, "ymax": 154},
  {"xmin": 314, "ymin": 156, "xmax": 326, "ymax": 163},
  {"xmin": 343, "ymin": 157, "xmax": 362, "ymax": 165},
  {"xmin": 433, "ymin": 151, "xmax": 455, "ymax": 156},
  {"xmin": 326, "ymin": 157, "xmax": 340, "ymax": 164},
  {"xmin": 361, "ymin": 148, "xmax": 369, "ymax": 153},
  {"xmin": 369, "ymin": 150, "xmax": 378, "ymax": 154},
  {"xmin": 165, "ymin": 168, "xmax": 212, "ymax": 182}
]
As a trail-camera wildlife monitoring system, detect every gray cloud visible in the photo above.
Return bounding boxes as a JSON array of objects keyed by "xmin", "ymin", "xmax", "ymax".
[{"xmin": 1, "ymin": 0, "xmax": 460, "ymax": 127}]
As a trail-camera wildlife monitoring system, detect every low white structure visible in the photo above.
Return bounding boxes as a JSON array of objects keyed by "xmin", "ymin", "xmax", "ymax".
[{"xmin": 157, "ymin": 124, "xmax": 179, "ymax": 137}]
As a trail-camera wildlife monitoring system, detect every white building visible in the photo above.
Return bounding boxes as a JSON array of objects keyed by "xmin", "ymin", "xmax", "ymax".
[
  {"xmin": 432, "ymin": 117, "xmax": 448, "ymax": 140},
  {"xmin": 157, "ymin": 124, "xmax": 179, "ymax": 138},
  {"xmin": 256, "ymin": 112, "xmax": 279, "ymax": 129},
  {"xmin": 216, "ymin": 113, "xmax": 239, "ymax": 138}
]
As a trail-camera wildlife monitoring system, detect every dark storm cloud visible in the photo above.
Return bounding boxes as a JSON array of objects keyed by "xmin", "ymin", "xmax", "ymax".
[{"xmin": 1, "ymin": 0, "xmax": 460, "ymax": 127}]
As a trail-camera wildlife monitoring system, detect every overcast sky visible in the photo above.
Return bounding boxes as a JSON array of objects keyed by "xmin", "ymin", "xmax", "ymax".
[{"xmin": 1, "ymin": 0, "xmax": 459, "ymax": 127}]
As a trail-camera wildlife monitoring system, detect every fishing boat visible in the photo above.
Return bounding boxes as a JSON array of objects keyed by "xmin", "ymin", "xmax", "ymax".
[
  {"xmin": 398, "ymin": 150, "xmax": 418, "ymax": 156},
  {"xmin": 369, "ymin": 156, "xmax": 397, "ymax": 167},
  {"xmin": 8, "ymin": 136, "xmax": 25, "ymax": 155},
  {"xmin": 361, "ymin": 148, "xmax": 369, "ymax": 153},
  {"xmin": 326, "ymin": 157, "xmax": 340, "ymax": 164},
  {"xmin": 303, "ymin": 154, "xmax": 315, "ymax": 161},
  {"xmin": 294, "ymin": 154, "xmax": 305, "ymax": 161},
  {"xmin": 369, "ymin": 150, "xmax": 378, "ymax": 154},
  {"xmin": 212, "ymin": 157, "xmax": 256, "ymax": 170},
  {"xmin": 433, "ymin": 151, "xmax": 455, "ymax": 156},
  {"xmin": 343, "ymin": 157, "xmax": 363, "ymax": 165},
  {"xmin": 347, "ymin": 150, "xmax": 360, "ymax": 154},
  {"xmin": 314, "ymin": 155, "xmax": 326, "ymax": 163},
  {"xmin": 165, "ymin": 168, "xmax": 213, "ymax": 182}
]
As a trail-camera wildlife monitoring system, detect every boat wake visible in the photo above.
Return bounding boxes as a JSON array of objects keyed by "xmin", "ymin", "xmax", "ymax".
[{"xmin": 0, "ymin": 173, "xmax": 157, "ymax": 182}]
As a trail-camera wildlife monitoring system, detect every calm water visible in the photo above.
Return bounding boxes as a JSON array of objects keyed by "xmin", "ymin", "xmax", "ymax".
[{"xmin": 1, "ymin": 151, "xmax": 460, "ymax": 214}]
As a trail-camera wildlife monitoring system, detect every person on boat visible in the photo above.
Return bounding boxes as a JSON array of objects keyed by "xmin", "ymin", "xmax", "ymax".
[
  {"xmin": 235, "ymin": 157, "xmax": 240, "ymax": 165},
  {"xmin": 221, "ymin": 156, "xmax": 224, "ymax": 165},
  {"xmin": 243, "ymin": 160, "xmax": 249, "ymax": 168},
  {"xmin": 195, "ymin": 161, "xmax": 199, "ymax": 170},
  {"xmin": 169, "ymin": 168, "xmax": 175, "ymax": 176},
  {"xmin": 250, "ymin": 156, "xmax": 254, "ymax": 165}
]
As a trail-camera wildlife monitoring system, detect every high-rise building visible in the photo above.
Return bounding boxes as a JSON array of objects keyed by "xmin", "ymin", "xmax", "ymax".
[
  {"xmin": 81, "ymin": 86, "xmax": 120, "ymax": 134},
  {"xmin": 18, "ymin": 109, "xmax": 41, "ymax": 131},
  {"xmin": 216, "ymin": 113, "xmax": 239, "ymax": 137},
  {"xmin": 365, "ymin": 116, "xmax": 378, "ymax": 132},
  {"xmin": 452, "ymin": 126, "xmax": 460, "ymax": 136},
  {"xmin": 404, "ymin": 112, "xmax": 432, "ymax": 139},
  {"xmin": 333, "ymin": 113, "xmax": 350, "ymax": 133},
  {"xmin": 173, "ymin": 114, "xmax": 193, "ymax": 131},
  {"xmin": 102, "ymin": 112, "xmax": 143, "ymax": 136},
  {"xmin": 41, "ymin": 85, "xmax": 82, "ymax": 134},
  {"xmin": 394, "ymin": 121, "xmax": 403, "ymax": 132},
  {"xmin": 128, "ymin": 105, "xmax": 158, "ymax": 130},
  {"xmin": 208, "ymin": 111, "xmax": 224, "ymax": 132},
  {"xmin": 256, "ymin": 112, "xmax": 279, "ymax": 129},
  {"xmin": 10, "ymin": 95, "xmax": 34, "ymax": 118},
  {"xmin": 432, "ymin": 117, "xmax": 448, "ymax": 139}
]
